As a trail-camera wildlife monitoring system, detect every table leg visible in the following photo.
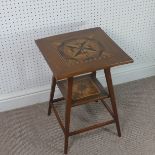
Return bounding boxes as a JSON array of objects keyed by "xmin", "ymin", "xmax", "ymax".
[
  {"xmin": 48, "ymin": 76, "xmax": 56, "ymax": 116},
  {"xmin": 104, "ymin": 68, "xmax": 121, "ymax": 137},
  {"xmin": 64, "ymin": 77, "xmax": 73, "ymax": 154},
  {"xmin": 91, "ymin": 71, "xmax": 96, "ymax": 78}
]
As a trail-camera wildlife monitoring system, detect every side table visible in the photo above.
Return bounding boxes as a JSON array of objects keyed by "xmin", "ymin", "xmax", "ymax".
[{"xmin": 35, "ymin": 27, "xmax": 133, "ymax": 154}]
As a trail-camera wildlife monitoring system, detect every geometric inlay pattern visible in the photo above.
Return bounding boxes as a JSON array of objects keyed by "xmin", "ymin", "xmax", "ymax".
[{"xmin": 58, "ymin": 38, "xmax": 111, "ymax": 64}]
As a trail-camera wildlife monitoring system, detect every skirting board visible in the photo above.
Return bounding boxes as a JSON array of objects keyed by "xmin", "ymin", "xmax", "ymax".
[{"xmin": 0, "ymin": 63, "xmax": 155, "ymax": 112}]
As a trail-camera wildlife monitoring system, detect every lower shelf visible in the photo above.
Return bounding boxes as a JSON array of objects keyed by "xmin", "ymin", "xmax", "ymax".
[{"xmin": 57, "ymin": 74, "xmax": 109, "ymax": 105}]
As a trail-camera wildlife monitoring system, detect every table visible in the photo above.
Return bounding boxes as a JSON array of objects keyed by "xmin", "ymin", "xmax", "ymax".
[{"xmin": 35, "ymin": 27, "xmax": 133, "ymax": 154}]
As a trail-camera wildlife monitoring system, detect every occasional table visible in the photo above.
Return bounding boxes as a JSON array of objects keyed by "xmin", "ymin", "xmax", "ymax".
[{"xmin": 35, "ymin": 27, "xmax": 133, "ymax": 154}]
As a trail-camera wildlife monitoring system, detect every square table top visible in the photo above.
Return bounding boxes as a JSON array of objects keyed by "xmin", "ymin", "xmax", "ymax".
[{"xmin": 35, "ymin": 27, "xmax": 133, "ymax": 80}]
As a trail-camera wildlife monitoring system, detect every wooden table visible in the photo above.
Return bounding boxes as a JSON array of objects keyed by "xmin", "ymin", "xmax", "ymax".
[{"xmin": 35, "ymin": 27, "xmax": 133, "ymax": 154}]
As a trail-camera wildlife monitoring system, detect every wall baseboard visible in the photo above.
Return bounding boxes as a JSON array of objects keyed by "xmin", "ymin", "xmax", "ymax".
[{"xmin": 0, "ymin": 63, "xmax": 155, "ymax": 112}]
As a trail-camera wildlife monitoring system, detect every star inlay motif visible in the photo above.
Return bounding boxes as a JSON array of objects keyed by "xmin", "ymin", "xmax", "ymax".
[{"xmin": 58, "ymin": 37, "xmax": 110, "ymax": 64}]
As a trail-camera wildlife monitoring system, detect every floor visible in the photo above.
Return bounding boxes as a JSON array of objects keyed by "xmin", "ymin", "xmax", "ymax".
[{"xmin": 0, "ymin": 76, "xmax": 155, "ymax": 155}]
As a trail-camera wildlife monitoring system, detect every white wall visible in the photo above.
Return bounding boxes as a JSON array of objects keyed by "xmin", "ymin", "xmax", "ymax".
[{"xmin": 0, "ymin": 0, "xmax": 155, "ymax": 111}]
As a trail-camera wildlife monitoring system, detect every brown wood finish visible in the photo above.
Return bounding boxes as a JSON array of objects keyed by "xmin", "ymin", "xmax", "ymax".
[
  {"xmin": 51, "ymin": 102, "xmax": 65, "ymax": 133},
  {"xmin": 48, "ymin": 76, "xmax": 56, "ymax": 116},
  {"xmin": 35, "ymin": 27, "xmax": 133, "ymax": 80},
  {"xmin": 57, "ymin": 74, "xmax": 109, "ymax": 104},
  {"xmin": 69, "ymin": 119, "xmax": 115, "ymax": 136},
  {"xmin": 53, "ymin": 97, "xmax": 64, "ymax": 103},
  {"xmin": 101, "ymin": 99, "xmax": 114, "ymax": 118},
  {"xmin": 64, "ymin": 77, "xmax": 73, "ymax": 154},
  {"xmin": 104, "ymin": 68, "xmax": 121, "ymax": 137},
  {"xmin": 35, "ymin": 27, "xmax": 133, "ymax": 154}
]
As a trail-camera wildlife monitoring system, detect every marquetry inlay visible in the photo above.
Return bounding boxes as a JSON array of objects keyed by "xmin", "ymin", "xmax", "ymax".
[{"xmin": 58, "ymin": 38, "xmax": 111, "ymax": 64}]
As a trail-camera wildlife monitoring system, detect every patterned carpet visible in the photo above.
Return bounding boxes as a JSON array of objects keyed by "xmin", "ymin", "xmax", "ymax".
[{"xmin": 0, "ymin": 76, "xmax": 155, "ymax": 155}]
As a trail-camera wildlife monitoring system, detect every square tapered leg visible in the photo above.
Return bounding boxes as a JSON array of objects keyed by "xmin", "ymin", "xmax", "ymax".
[
  {"xmin": 104, "ymin": 68, "xmax": 121, "ymax": 137},
  {"xmin": 48, "ymin": 76, "xmax": 56, "ymax": 116},
  {"xmin": 64, "ymin": 77, "xmax": 73, "ymax": 154}
]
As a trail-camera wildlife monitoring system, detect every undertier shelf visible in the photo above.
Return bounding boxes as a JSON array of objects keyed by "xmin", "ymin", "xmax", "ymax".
[{"xmin": 57, "ymin": 74, "xmax": 109, "ymax": 105}]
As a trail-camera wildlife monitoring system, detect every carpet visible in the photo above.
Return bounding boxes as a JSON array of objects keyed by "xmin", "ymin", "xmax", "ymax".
[{"xmin": 0, "ymin": 76, "xmax": 155, "ymax": 155}]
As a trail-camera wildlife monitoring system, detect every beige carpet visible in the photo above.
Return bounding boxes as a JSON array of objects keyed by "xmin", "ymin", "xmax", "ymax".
[{"xmin": 1, "ymin": 76, "xmax": 155, "ymax": 155}]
